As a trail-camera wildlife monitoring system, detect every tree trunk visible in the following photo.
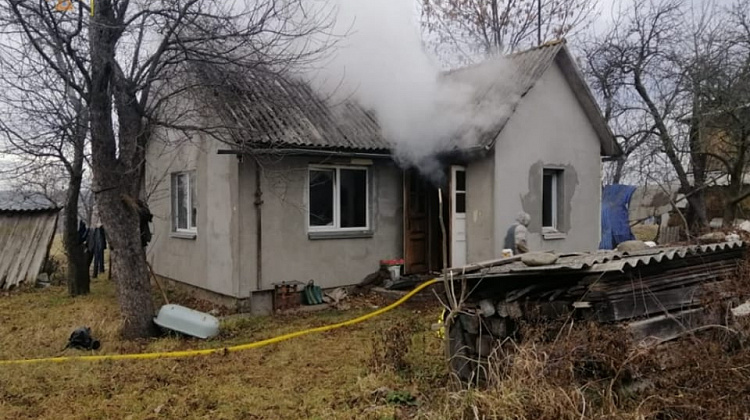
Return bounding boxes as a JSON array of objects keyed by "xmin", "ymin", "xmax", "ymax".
[
  {"xmin": 612, "ymin": 156, "xmax": 626, "ymax": 184},
  {"xmin": 724, "ymin": 128, "xmax": 749, "ymax": 227},
  {"xmin": 89, "ymin": 0, "xmax": 157, "ymax": 338},
  {"xmin": 686, "ymin": 190, "xmax": 708, "ymax": 232},
  {"xmin": 64, "ymin": 172, "xmax": 90, "ymax": 296},
  {"xmin": 723, "ymin": 196, "xmax": 737, "ymax": 226},
  {"xmin": 633, "ymin": 70, "xmax": 707, "ymax": 230},
  {"xmin": 64, "ymin": 102, "xmax": 90, "ymax": 296},
  {"xmin": 97, "ymin": 187, "xmax": 157, "ymax": 338},
  {"xmin": 724, "ymin": 172, "xmax": 744, "ymax": 227}
]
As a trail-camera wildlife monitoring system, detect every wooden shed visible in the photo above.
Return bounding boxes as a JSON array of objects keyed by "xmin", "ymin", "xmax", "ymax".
[{"xmin": 0, "ymin": 206, "xmax": 60, "ymax": 289}]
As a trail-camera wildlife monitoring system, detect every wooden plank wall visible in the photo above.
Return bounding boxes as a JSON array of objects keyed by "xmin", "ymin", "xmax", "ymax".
[{"xmin": 0, "ymin": 210, "xmax": 59, "ymax": 289}]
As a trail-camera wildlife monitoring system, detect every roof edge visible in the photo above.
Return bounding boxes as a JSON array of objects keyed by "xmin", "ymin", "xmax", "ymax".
[
  {"xmin": 554, "ymin": 44, "xmax": 622, "ymax": 158},
  {"xmin": 0, "ymin": 206, "xmax": 63, "ymax": 215}
]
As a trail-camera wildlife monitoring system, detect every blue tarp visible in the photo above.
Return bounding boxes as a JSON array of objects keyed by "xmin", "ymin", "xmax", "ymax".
[{"xmin": 599, "ymin": 184, "xmax": 637, "ymax": 250}]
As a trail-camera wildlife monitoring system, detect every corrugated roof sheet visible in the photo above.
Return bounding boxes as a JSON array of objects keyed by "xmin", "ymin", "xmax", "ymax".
[
  {"xmin": 200, "ymin": 66, "xmax": 390, "ymax": 151},
  {"xmin": 0, "ymin": 207, "xmax": 60, "ymax": 289},
  {"xmin": 0, "ymin": 191, "xmax": 58, "ymax": 212},
  {"xmin": 464, "ymin": 241, "xmax": 746, "ymax": 279},
  {"xmin": 197, "ymin": 40, "xmax": 620, "ymax": 157},
  {"xmin": 199, "ymin": 42, "xmax": 568, "ymax": 153}
]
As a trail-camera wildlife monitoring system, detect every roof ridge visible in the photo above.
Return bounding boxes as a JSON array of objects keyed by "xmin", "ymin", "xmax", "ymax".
[{"xmin": 505, "ymin": 38, "xmax": 566, "ymax": 58}]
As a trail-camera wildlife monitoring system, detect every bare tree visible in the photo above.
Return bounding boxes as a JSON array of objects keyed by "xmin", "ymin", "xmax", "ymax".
[
  {"xmin": 0, "ymin": 19, "xmax": 91, "ymax": 296},
  {"xmin": 579, "ymin": 0, "xmax": 742, "ymax": 230},
  {"xmin": 695, "ymin": 0, "xmax": 750, "ymax": 224},
  {"xmin": 421, "ymin": 0, "xmax": 595, "ymax": 64},
  {"xmin": 3, "ymin": 0, "xmax": 333, "ymax": 338},
  {"xmin": 581, "ymin": 34, "xmax": 657, "ymax": 185}
]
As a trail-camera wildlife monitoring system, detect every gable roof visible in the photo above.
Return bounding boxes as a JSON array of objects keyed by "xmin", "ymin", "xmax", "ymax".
[
  {"xmin": 446, "ymin": 40, "xmax": 620, "ymax": 157},
  {"xmin": 204, "ymin": 41, "xmax": 620, "ymax": 157}
]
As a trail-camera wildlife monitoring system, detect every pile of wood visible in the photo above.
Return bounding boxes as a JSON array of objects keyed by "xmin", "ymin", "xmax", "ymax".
[{"xmin": 445, "ymin": 242, "xmax": 748, "ymax": 381}]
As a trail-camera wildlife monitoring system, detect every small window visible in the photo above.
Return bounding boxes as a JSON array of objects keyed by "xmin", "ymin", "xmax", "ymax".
[
  {"xmin": 454, "ymin": 169, "xmax": 466, "ymax": 214},
  {"xmin": 542, "ymin": 169, "xmax": 562, "ymax": 230},
  {"xmin": 308, "ymin": 166, "xmax": 368, "ymax": 231},
  {"xmin": 172, "ymin": 171, "xmax": 197, "ymax": 232}
]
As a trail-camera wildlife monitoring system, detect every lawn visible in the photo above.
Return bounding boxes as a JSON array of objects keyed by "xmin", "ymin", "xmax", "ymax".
[
  {"xmin": 5, "ymin": 263, "xmax": 750, "ymax": 419},
  {"xmin": 0, "ymin": 279, "xmax": 449, "ymax": 420}
]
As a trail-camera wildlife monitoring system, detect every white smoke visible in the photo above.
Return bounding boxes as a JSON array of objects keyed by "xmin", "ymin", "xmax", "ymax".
[{"xmin": 304, "ymin": 0, "xmax": 517, "ymax": 182}]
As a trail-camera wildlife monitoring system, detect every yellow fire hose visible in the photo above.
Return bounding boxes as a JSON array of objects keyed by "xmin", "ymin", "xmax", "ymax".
[{"xmin": 0, "ymin": 279, "xmax": 439, "ymax": 366}]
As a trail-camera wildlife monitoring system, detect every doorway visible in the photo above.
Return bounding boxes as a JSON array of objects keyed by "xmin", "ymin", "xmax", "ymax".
[{"xmin": 403, "ymin": 169, "xmax": 451, "ymax": 274}]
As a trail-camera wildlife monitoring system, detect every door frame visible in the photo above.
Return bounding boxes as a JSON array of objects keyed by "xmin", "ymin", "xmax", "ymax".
[
  {"xmin": 403, "ymin": 170, "xmax": 428, "ymax": 274},
  {"xmin": 450, "ymin": 165, "xmax": 467, "ymax": 268}
]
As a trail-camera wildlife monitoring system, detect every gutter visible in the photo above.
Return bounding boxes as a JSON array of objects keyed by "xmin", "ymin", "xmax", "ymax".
[
  {"xmin": 218, "ymin": 148, "xmax": 393, "ymax": 160},
  {"xmin": 218, "ymin": 145, "xmax": 494, "ymax": 164}
]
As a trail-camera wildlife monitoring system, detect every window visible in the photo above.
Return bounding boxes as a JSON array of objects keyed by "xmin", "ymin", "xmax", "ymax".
[
  {"xmin": 454, "ymin": 168, "xmax": 466, "ymax": 214},
  {"xmin": 172, "ymin": 171, "xmax": 197, "ymax": 232},
  {"xmin": 308, "ymin": 166, "xmax": 368, "ymax": 231},
  {"xmin": 542, "ymin": 169, "xmax": 562, "ymax": 230}
]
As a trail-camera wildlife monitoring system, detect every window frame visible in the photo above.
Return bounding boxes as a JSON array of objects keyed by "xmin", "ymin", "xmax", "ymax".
[
  {"xmin": 453, "ymin": 167, "xmax": 466, "ymax": 215},
  {"xmin": 307, "ymin": 165, "xmax": 370, "ymax": 233},
  {"xmin": 542, "ymin": 168, "xmax": 562, "ymax": 232},
  {"xmin": 172, "ymin": 171, "xmax": 197, "ymax": 234}
]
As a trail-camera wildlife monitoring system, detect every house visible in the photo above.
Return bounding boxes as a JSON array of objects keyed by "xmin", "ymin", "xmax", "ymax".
[{"xmin": 144, "ymin": 40, "xmax": 621, "ymax": 313}]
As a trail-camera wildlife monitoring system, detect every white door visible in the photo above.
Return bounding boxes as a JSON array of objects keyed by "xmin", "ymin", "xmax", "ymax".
[{"xmin": 450, "ymin": 166, "xmax": 467, "ymax": 268}]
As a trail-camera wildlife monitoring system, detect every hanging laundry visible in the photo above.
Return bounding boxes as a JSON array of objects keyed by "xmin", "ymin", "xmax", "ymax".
[
  {"xmin": 77, "ymin": 220, "xmax": 88, "ymax": 245},
  {"xmin": 87, "ymin": 227, "xmax": 107, "ymax": 278}
]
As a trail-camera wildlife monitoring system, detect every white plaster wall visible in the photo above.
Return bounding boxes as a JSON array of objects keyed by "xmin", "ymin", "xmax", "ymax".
[
  {"xmin": 238, "ymin": 157, "xmax": 403, "ymax": 291},
  {"xmin": 492, "ymin": 61, "xmax": 603, "ymax": 253},
  {"xmin": 145, "ymin": 133, "xmax": 239, "ymax": 297}
]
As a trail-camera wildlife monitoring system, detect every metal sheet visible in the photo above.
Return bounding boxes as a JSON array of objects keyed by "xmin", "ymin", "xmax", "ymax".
[
  {"xmin": 196, "ymin": 64, "xmax": 391, "ymax": 152},
  {"xmin": 588, "ymin": 241, "xmax": 746, "ymax": 273},
  {"xmin": 0, "ymin": 208, "xmax": 60, "ymax": 289},
  {"xmin": 465, "ymin": 241, "xmax": 746, "ymax": 279}
]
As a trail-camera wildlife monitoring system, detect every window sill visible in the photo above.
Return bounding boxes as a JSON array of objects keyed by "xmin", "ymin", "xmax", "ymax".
[
  {"xmin": 171, "ymin": 231, "xmax": 197, "ymax": 240},
  {"xmin": 542, "ymin": 230, "xmax": 566, "ymax": 240},
  {"xmin": 308, "ymin": 230, "xmax": 373, "ymax": 240}
]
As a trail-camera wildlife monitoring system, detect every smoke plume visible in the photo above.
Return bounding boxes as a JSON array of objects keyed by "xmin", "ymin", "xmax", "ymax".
[{"xmin": 305, "ymin": 0, "xmax": 516, "ymax": 183}]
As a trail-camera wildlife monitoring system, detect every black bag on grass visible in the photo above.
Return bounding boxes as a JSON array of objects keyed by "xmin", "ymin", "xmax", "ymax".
[{"xmin": 66, "ymin": 327, "xmax": 101, "ymax": 350}]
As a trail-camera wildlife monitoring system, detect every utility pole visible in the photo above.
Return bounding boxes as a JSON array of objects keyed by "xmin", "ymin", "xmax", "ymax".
[{"xmin": 537, "ymin": 0, "xmax": 542, "ymax": 45}]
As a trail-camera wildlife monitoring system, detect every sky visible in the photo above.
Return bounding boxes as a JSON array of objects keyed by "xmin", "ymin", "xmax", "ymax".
[
  {"xmin": 595, "ymin": 0, "xmax": 621, "ymax": 31},
  {"xmin": 0, "ymin": 0, "xmax": 676, "ymax": 190},
  {"xmin": 594, "ymin": 0, "xmax": 714, "ymax": 33}
]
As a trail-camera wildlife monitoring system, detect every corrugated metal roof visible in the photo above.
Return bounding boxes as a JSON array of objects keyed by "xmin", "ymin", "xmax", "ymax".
[
  {"xmin": 199, "ymin": 42, "xmax": 565, "ymax": 153},
  {"xmin": 465, "ymin": 241, "xmax": 746, "ymax": 279},
  {"xmin": 0, "ymin": 207, "xmax": 60, "ymax": 289},
  {"xmin": 0, "ymin": 191, "xmax": 58, "ymax": 212},
  {"xmin": 201, "ymin": 66, "xmax": 390, "ymax": 151},
  {"xmin": 198, "ymin": 40, "xmax": 617, "ymax": 157}
]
